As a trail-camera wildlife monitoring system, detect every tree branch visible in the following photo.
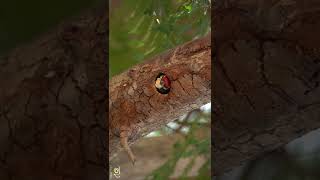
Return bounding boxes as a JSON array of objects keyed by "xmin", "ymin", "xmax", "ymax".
[
  {"xmin": 213, "ymin": 0, "xmax": 320, "ymax": 175},
  {"xmin": 109, "ymin": 34, "xmax": 211, "ymax": 161},
  {"xmin": 0, "ymin": 5, "xmax": 108, "ymax": 179}
]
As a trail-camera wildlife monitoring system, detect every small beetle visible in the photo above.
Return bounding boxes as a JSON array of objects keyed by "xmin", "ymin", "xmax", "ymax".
[{"xmin": 155, "ymin": 72, "xmax": 171, "ymax": 94}]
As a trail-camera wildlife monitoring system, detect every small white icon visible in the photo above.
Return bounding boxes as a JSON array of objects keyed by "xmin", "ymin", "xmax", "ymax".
[{"xmin": 112, "ymin": 166, "xmax": 121, "ymax": 179}]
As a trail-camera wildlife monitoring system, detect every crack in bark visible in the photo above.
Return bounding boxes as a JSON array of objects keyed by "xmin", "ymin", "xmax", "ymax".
[
  {"xmin": 216, "ymin": 58, "xmax": 238, "ymax": 93},
  {"xmin": 244, "ymin": 94, "xmax": 256, "ymax": 110},
  {"xmin": 257, "ymin": 41, "xmax": 298, "ymax": 105}
]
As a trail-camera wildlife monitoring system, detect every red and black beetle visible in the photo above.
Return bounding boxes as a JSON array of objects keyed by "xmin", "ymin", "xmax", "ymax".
[{"xmin": 155, "ymin": 72, "xmax": 171, "ymax": 94}]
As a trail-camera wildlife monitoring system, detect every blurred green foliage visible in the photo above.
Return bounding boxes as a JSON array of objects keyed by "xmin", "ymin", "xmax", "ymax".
[
  {"xmin": 0, "ymin": 0, "xmax": 102, "ymax": 55},
  {"xmin": 145, "ymin": 109, "xmax": 211, "ymax": 180},
  {"xmin": 109, "ymin": 0, "xmax": 211, "ymax": 77}
]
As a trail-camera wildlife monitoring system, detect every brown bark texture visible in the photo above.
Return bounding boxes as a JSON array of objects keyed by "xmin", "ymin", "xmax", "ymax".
[
  {"xmin": 213, "ymin": 0, "xmax": 320, "ymax": 176},
  {"xmin": 109, "ymin": 34, "xmax": 211, "ymax": 159},
  {"xmin": 0, "ymin": 5, "xmax": 107, "ymax": 180}
]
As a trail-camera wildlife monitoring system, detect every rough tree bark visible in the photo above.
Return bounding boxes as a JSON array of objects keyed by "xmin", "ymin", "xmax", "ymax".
[
  {"xmin": 213, "ymin": 0, "xmax": 320, "ymax": 176},
  {"xmin": 0, "ymin": 5, "xmax": 107, "ymax": 180},
  {"xmin": 109, "ymin": 34, "xmax": 211, "ymax": 161}
]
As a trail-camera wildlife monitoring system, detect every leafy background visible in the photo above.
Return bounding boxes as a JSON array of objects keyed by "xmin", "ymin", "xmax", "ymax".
[{"xmin": 109, "ymin": 0, "xmax": 211, "ymax": 77}]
